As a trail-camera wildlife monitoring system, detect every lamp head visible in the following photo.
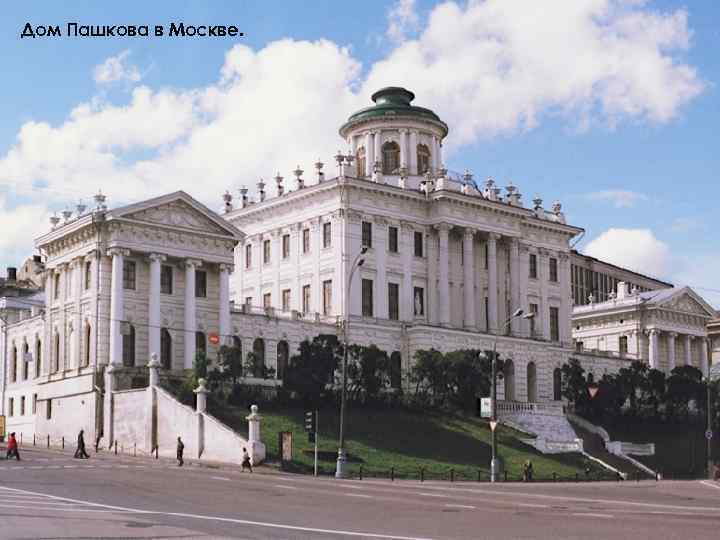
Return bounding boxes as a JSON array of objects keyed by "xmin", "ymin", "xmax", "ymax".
[
  {"xmin": 512, "ymin": 308, "xmax": 524, "ymax": 318},
  {"xmin": 357, "ymin": 259, "xmax": 365, "ymax": 267},
  {"xmin": 360, "ymin": 246, "xmax": 368, "ymax": 255},
  {"xmin": 523, "ymin": 312, "xmax": 536, "ymax": 319}
]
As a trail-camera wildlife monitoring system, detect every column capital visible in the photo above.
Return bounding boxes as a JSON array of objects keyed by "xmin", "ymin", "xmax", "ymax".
[
  {"xmin": 219, "ymin": 263, "xmax": 234, "ymax": 273},
  {"xmin": 400, "ymin": 220, "xmax": 415, "ymax": 231},
  {"xmin": 558, "ymin": 252, "xmax": 570, "ymax": 261},
  {"xmin": 184, "ymin": 258, "xmax": 203, "ymax": 269},
  {"xmin": 668, "ymin": 331, "xmax": 678, "ymax": 338},
  {"xmin": 107, "ymin": 247, "xmax": 130, "ymax": 258},
  {"xmin": 148, "ymin": 253, "xmax": 167, "ymax": 263},
  {"xmin": 647, "ymin": 328, "xmax": 660, "ymax": 336},
  {"xmin": 487, "ymin": 232, "xmax": 501, "ymax": 242},
  {"xmin": 538, "ymin": 247, "xmax": 550, "ymax": 257},
  {"xmin": 686, "ymin": 334, "xmax": 695, "ymax": 341},
  {"xmin": 463, "ymin": 228, "xmax": 476, "ymax": 239},
  {"xmin": 434, "ymin": 222, "xmax": 452, "ymax": 234}
]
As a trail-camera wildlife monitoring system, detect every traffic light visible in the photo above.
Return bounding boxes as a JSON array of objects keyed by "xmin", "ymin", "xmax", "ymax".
[
  {"xmin": 304, "ymin": 410, "xmax": 316, "ymax": 433},
  {"xmin": 308, "ymin": 432, "xmax": 316, "ymax": 444}
]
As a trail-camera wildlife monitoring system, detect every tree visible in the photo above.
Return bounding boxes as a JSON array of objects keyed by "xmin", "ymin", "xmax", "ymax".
[
  {"xmin": 666, "ymin": 365, "xmax": 704, "ymax": 420},
  {"xmin": 218, "ymin": 344, "xmax": 244, "ymax": 386},
  {"xmin": 347, "ymin": 344, "xmax": 390, "ymax": 403},
  {"xmin": 616, "ymin": 361, "xmax": 649, "ymax": 416},
  {"xmin": 408, "ymin": 349, "xmax": 451, "ymax": 406},
  {"xmin": 561, "ymin": 357, "xmax": 590, "ymax": 415},
  {"xmin": 284, "ymin": 334, "xmax": 342, "ymax": 406}
]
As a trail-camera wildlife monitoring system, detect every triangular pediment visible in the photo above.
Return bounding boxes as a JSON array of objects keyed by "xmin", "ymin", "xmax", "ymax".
[
  {"xmin": 108, "ymin": 191, "xmax": 242, "ymax": 239},
  {"xmin": 656, "ymin": 288, "xmax": 715, "ymax": 318}
]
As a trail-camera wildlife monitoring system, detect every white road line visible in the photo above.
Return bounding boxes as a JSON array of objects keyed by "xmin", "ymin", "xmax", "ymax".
[
  {"xmin": 700, "ymin": 481, "xmax": 720, "ymax": 491},
  {"xmin": 0, "ymin": 504, "xmax": 127, "ymax": 513},
  {"xmin": 445, "ymin": 504, "xmax": 476, "ymax": 510},
  {"xmin": 0, "ymin": 486, "xmax": 435, "ymax": 540},
  {"xmin": 63, "ymin": 465, "xmax": 78, "ymax": 468},
  {"xmin": 274, "ymin": 484, "xmax": 298, "ymax": 490},
  {"xmin": 516, "ymin": 503, "xmax": 550, "ymax": 508},
  {"xmin": 211, "ymin": 476, "xmax": 231, "ymax": 481},
  {"xmin": 346, "ymin": 493, "xmax": 373, "ymax": 499},
  {"xmin": 572, "ymin": 513, "xmax": 614, "ymax": 519},
  {"xmin": 418, "ymin": 493, "xmax": 450, "ymax": 498}
]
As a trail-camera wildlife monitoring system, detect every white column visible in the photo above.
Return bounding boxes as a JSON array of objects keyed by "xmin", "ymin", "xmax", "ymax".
[
  {"xmin": 558, "ymin": 252, "xmax": 571, "ymax": 344},
  {"xmin": 108, "ymin": 248, "xmax": 128, "ymax": 366},
  {"xmin": 436, "ymin": 223, "xmax": 451, "ymax": 326},
  {"xmin": 365, "ymin": 132, "xmax": 374, "ymax": 177},
  {"xmin": 373, "ymin": 130, "xmax": 382, "ymax": 171},
  {"xmin": 294, "ymin": 224, "xmax": 302, "ymax": 311},
  {"xmin": 437, "ymin": 138, "xmax": 443, "ymax": 168},
  {"xmin": 667, "ymin": 332, "xmax": 677, "ymax": 372},
  {"xmin": 518, "ymin": 244, "xmax": 530, "ymax": 337},
  {"xmin": 685, "ymin": 334, "xmax": 693, "ymax": 367},
  {"xmin": 409, "ymin": 130, "xmax": 418, "ymax": 174},
  {"xmin": 463, "ymin": 229, "xmax": 476, "ymax": 329},
  {"xmin": 73, "ymin": 258, "xmax": 82, "ymax": 368},
  {"xmin": 375, "ymin": 219, "xmax": 388, "ymax": 319},
  {"xmin": 274, "ymin": 230, "xmax": 282, "ymax": 312},
  {"xmin": 487, "ymin": 233, "xmax": 499, "ymax": 334},
  {"xmin": 401, "ymin": 222, "xmax": 414, "ymax": 322},
  {"xmin": 184, "ymin": 259, "xmax": 201, "ymax": 369},
  {"xmin": 427, "ymin": 229, "xmax": 438, "ymax": 325},
  {"xmin": 648, "ymin": 329, "xmax": 659, "ymax": 369},
  {"xmin": 219, "ymin": 264, "xmax": 231, "ymax": 344},
  {"xmin": 312, "ymin": 220, "xmax": 322, "ymax": 314},
  {"xmin": 700, "ymin": 338, "xmax": 709, "ymax": 377},
  {"xmin": 399, "ymin": 129, "xmax": 408, "ymax": 169},
  {"xmin": 148, "ymin": 253, "xmax": 165, "ymax": 359},
  {"xmin": 539, "ymin": 249, "xmax": 550, "ymax": 340},
  {"xmin": 508, "ymin": 238, "xmax": 520, "ymax": 335}
]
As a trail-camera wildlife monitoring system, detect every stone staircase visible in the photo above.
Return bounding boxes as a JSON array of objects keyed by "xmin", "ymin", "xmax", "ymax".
[{"xmin": 501, "ymin": 411, "xmax": 583, "ymax": 454}]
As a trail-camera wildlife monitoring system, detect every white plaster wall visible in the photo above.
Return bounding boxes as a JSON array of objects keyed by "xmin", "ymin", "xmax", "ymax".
[
  {"xmin": 199, "ymin": 412, "xmax": 249, "ymax": 464},
  {"xmin": 112, "ymin": 388, "xmax": 147, "ymax": 450},
  {"xmin": 156, "ymin": 387, "xmax": 198, "ymax": 458}
]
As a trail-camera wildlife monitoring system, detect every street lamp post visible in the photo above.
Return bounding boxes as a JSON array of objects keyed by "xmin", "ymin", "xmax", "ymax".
[
  {"xmin": 486, "ymin": 308, "xmax": 535, "ymax": 483},
  {"xmin": 705, "ymin": 362, "xmax": 720, "ymax": 479},
  {"xmin": 336, "ymin": 246, "xmax": 367, "ymax": 479}
]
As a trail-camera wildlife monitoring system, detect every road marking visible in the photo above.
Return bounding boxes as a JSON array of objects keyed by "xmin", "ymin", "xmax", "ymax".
[
  {"xmin": 0, "ymin": 504, "xmax": 126, "ymax": 513},
  {"xmin": 445, "ymin": 504, "xmax": 475, "ymax": 510},
  {"xmin": 274, "ymin": 484, "xmax": 298, "ymax": 490},
  {"xmin": 63, "ymin": 465, "xmax": 77, "ymax": 468},
  {"xmin": 211, "ymin": 476, "xmax": 231, "ymax": 481},
  {"xmin": 346, "ymin": 493, "xmax": 373, "ymax": 499},
  {"xmin": 700, "ymin": 481, "xmax": 720, "ymax": 491},
  {"xmin": 418, "ymin": 493, "xmax": 450, "ymax": 498},
  {"xmin": 0, "ymin": 486, "xmax": 435, "ymax": 540},
  {"xmin": 572, "ymin": 513, "xmax": 614, "ymax": 519},
  {"xmin": 516, "ymin": 503, "xmax": 549, "ymax": 508}
]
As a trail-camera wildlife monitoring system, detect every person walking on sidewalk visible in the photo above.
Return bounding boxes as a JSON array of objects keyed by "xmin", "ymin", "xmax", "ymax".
[
  {"xmin": 176, "ymin": 436, "xmax": 184, "ymax": 467},
  {"xmin": 74, "ymin": 429, "xmax": 90, "ymax": 459},
  {"xmin": 6, "ymin": 432, "xmax": 21, "ymax": 461},
  {"xmin": 241, "ymin": 447, "xmax": 253, "ymax": 473}
]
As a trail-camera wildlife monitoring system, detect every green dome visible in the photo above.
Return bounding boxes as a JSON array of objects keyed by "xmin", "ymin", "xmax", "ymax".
[{"xmin": 339, "ymin": 87, "xmax": 448, "ymax": 137}]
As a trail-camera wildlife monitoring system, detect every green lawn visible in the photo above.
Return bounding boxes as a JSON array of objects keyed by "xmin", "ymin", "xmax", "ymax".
[
  {"xmin": 604, "ymin": 420, "xmax": 717, "ymax": 479},
  {"xmin": 211, "ymin": 402, "xmax": 611, "ymax": 481}
]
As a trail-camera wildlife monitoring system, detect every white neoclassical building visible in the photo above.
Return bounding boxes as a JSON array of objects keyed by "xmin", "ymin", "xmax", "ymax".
[{"xmin": 2, "ymin": 87, "xmax": 713, "ymax": 444}]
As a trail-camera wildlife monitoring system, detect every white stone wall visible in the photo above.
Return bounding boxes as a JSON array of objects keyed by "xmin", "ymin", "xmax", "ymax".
[{"xmin": 112, "ymin": 388, "xmax": 147, "ymax": 450}]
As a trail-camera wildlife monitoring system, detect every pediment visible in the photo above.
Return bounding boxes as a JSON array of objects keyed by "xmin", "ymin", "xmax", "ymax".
[
  {"xmin": 109, "ymin": 191, "xmax": 242, "ymax": 239},
  {"xmin": 660, "ymin": 291, "xmax": 715, "ymax": 318}
]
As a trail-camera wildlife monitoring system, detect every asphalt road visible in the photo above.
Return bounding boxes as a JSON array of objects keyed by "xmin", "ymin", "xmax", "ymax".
[{"xmin": 1, "ymin": 446, "xmax": 719, "ymax": 540}]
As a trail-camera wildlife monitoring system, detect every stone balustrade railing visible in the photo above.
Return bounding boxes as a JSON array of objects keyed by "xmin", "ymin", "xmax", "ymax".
[{"xmin": 496, "ymin": 400, "xmax": 566, "ymax": 416}]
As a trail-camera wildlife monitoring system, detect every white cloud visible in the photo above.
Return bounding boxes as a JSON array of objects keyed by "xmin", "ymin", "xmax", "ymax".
[
  {"xmin": 0, "ymin": 1, "xmax": 704, "ymax": 270},
  {"xmin": 93, "ymin": 50, "xmax": 141, "ymax": 85},
  {"xmin": 672, "ymin": 254, "xmax": 720, "ymax": 308},
  {"xmin": 669, "ymin": 216, "xmax": 701, "ymax": 233},
  {"xmin": 584, "ymin": 228, "xmax": 671, "ymax": 278},
  {"xmin": 0, "ymin": 195, "xmax": 50, "ymax": 268},
  {"xmin": 387, "ymin": 0, "xmax": 420, "ymax": 44},
  {"xmin": 585, "ymin": 190, "xmax": 649, "ymax": 208}
]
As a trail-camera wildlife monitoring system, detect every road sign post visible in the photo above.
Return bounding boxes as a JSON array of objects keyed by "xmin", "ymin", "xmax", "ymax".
[{"xmin": 305, "ymin": 410, "xmax": 319, "ymax": 476}]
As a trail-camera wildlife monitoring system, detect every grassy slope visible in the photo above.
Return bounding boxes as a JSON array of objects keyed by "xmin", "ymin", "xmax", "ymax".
[
  {"xmin": 604, "ymin": 421, "xmax": 717, "ymax": 479},
  {"xmin": 212, "ymin": 403, "xmax": 611, "ymax": 480}
]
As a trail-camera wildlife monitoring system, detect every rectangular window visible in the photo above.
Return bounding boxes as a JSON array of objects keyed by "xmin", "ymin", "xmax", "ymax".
[
  {"xmin": 413, "ymin": 286, "xmax": 425, "ymax": 316},
  {"xmin": 485, "ymin": 298, "xmax": 489, "ymax": 331},
  {"xmin": 550, "ymin": 306, "xmax": 560, "ymax": 342},
  {"xmin": 362, "ymin": 221, "xmax": 372, "ymax": 248},
  {"xmin": 32, "ymin": 394, "xmax": 37, "ymax": 415},
  {"xmin": 388, "ymin": 283, "xmax": 399, "ymax": 320},
  {"xmin": 84, "ymin": 261, "xmax": 92, "ymax": 290},
  {"xmin": 388, "ymin": 226, "xmax": 398, "ymax": 253},
  {"xmin": 414, "ymin": 231, "xmax": 424, "ymax": 257},
  {"xmin": 282, "ymin": 289, "xmax": 291, "ymax": 312},
  {"xmin": 47, "ymin": 399, "xmax": 52, "ymax": 420},
  {"xmin": 322, "ymin": 280, "xmax": 332, "ymax": 316},
  {"xmin": 263, "ymin": 239, "xmax": 271, "ymax": 264},
  {"xmin": 20, "ymin": 396, "xmax": 25, "ymax": 416},
  {"xmin": 303, "ymin": 228, "xmax": 310, "ymax": 254},
  {"xmin": 484, "ymin": 244, "xmax": 489, "ymax": 270},
  {"xmin": 161, "ymin": 265, "xmax": 173, "ymax": 295},
  {"xmin": 302, "ymin": 285, "xmax": 311, "ymax": 314},
  {"xmin": 8, "ymin": 398, "xmax": 13, "ymax": 417},
  {"xmin": 195, "ymin": 270, "xmax": 207, "ymax": 298},
  {"xmin": 619, "ymin": 336, "xmax": 628, "ymax": 355},
  {"xmin": 575, "ymin": 341, "xmax": 584, "ymax": 353},
  {"xmin": 529, "ymin": 254, "xmax": 537, "ymax": 279},
  {"xmin": 245, "ymin": 296, "xmax": 252, "ymax": 307},
  {"xmin": 362, "ymin": 279, "xmax": 374, "ymax": 317},
  {"xmin": 245, "ymin": 244, "xmax": 252, "ymax": 268},
  {"xmin": 53, "ymin": 273, "xmax": 60, "ymax": 299},
  {"xmin": 549, "ymin": 257, "xmax": 558, "ymax": 282},
  {"xmin": 123, "ymin": 260, "xmax": 136, "ymax": 290},
  {"xmin": 282, "ymin": 234, "xmax": 290, "ymax": 259},
  {"xmin": 263, "ymin": 293, "xmax": 272, "ymax": 309},
  {"xmin": 323, "ymin": 222, "xmax": 332, "ymax": 249},
  {"xmin": 529, "ymin": 303, "xmax": 538, "ymax": 337}
]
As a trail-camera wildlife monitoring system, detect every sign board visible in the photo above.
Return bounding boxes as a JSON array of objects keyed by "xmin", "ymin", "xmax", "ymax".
[
  {"xmin": 208, "ymin": 333, "xmax": 220, "ymax": 346},
  {"xmin": 706, "ymin": 430, "xmax": 713, "ymax": 441},
  {"xmin": 490, "ymin": 420, "xmax": 498, "ymax": 432},
  {"xmin": 588, "ymin": 386, "xmax": 599, "ymax": 399},
  {"xmin": 0, "ymin": 415, "xmax": 5, "ymax": 438},
  {"xmin": 279, "ymin": 431, "xmax": 293, "ymax": 462},
  {"xmin": 480, "ymin": 397, "xmax": 492, "ymax": 418}
]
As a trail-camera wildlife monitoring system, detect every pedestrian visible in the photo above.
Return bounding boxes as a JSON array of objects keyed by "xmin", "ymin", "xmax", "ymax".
[
  {"xmin": 241, "ymin": 447, "xmax": 253, "ymax": 473},
  {"xmin": 525, "ymin": 459, "xmax": 533, "ymax": 482},
  {"xmin": 6, "ymin": 432, "xmax": 21, "ymax": 461},
  {"xmin": 74, "ymin": 429, "xmax": 90, "ymax": 459},
  {"xmin": 713, "ymin": 462, "xmax": 720, "ymax": 481},
  {"xmin": 176, "ymin": 436, "xmax": 184, "ymax": 467}
]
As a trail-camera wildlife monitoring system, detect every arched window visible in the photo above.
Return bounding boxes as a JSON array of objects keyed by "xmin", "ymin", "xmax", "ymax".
[
  {"xmin": 381, "ymin": 141, "xmax": 400, "ymax": 175},
  {"xmin": 11, "ymin": 345, "xmax": 17, "ymax": 382},
  {"xmin": 35, "ymin": 338, "xmax": 42, "ymax": 378},
  {"xmin": 122, "ymin": 325, "xmax": 136, "ymax": 367},
  {"xmin": 22, "ymin": 342, "xmax": 29, "ymax": 380},
  {"xmin": 504, "ymin": 359, "xmax": 515, "ymax": 401},
  {"xmin": 83, "ymin": 324, "xmax": 92, "ymax": 367},
  {"xmin": 196, "ymin": 332, "xmax": 207, "ymax": 357},
  {"xmin": 277, "ymin": 340, "xmax": 289, "ymax": 380},
  {"xmin": 587, "ymin": 372, "xmax": 594, "ymax": 384},
  {"xmin": 161, "ymin": 329, "xmax": 172, "ymax": 370},
  {"xmin": 553, "ymin": 368, "xmax": 562, "ymax": 401},
  {"xmin": 252, "ymin": 338, "xmax": 266, "ymax": 378},
  {"xmin": 232, "ymin": 336, "xmax": 243, "ymax": 376},
  {"xmin": 68, "ymin": 327, "xmax": 75, "ymax": 370},
  {"xmin": 53, "ymin": 333, "xmax": 60, "ymax": 372},
  {"xmin": 390, "ymin": 351, "xmax": 402, "ymax": 389},
  {"xmin": 356, "ymin": 147, "xmax": 366, "ymax": 178},
  {"xmin": 416, "ymin": 144, "xmax": 430, "ymax": 175},
  {"xmin": 526, "ymin": 362, "xmax": 537, "ymax": 403}
]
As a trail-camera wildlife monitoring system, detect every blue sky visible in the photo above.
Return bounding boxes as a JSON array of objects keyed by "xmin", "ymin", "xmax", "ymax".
[{"xmin": 1, "ymin": 1, "xmax": 718, "ymax": 305}]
